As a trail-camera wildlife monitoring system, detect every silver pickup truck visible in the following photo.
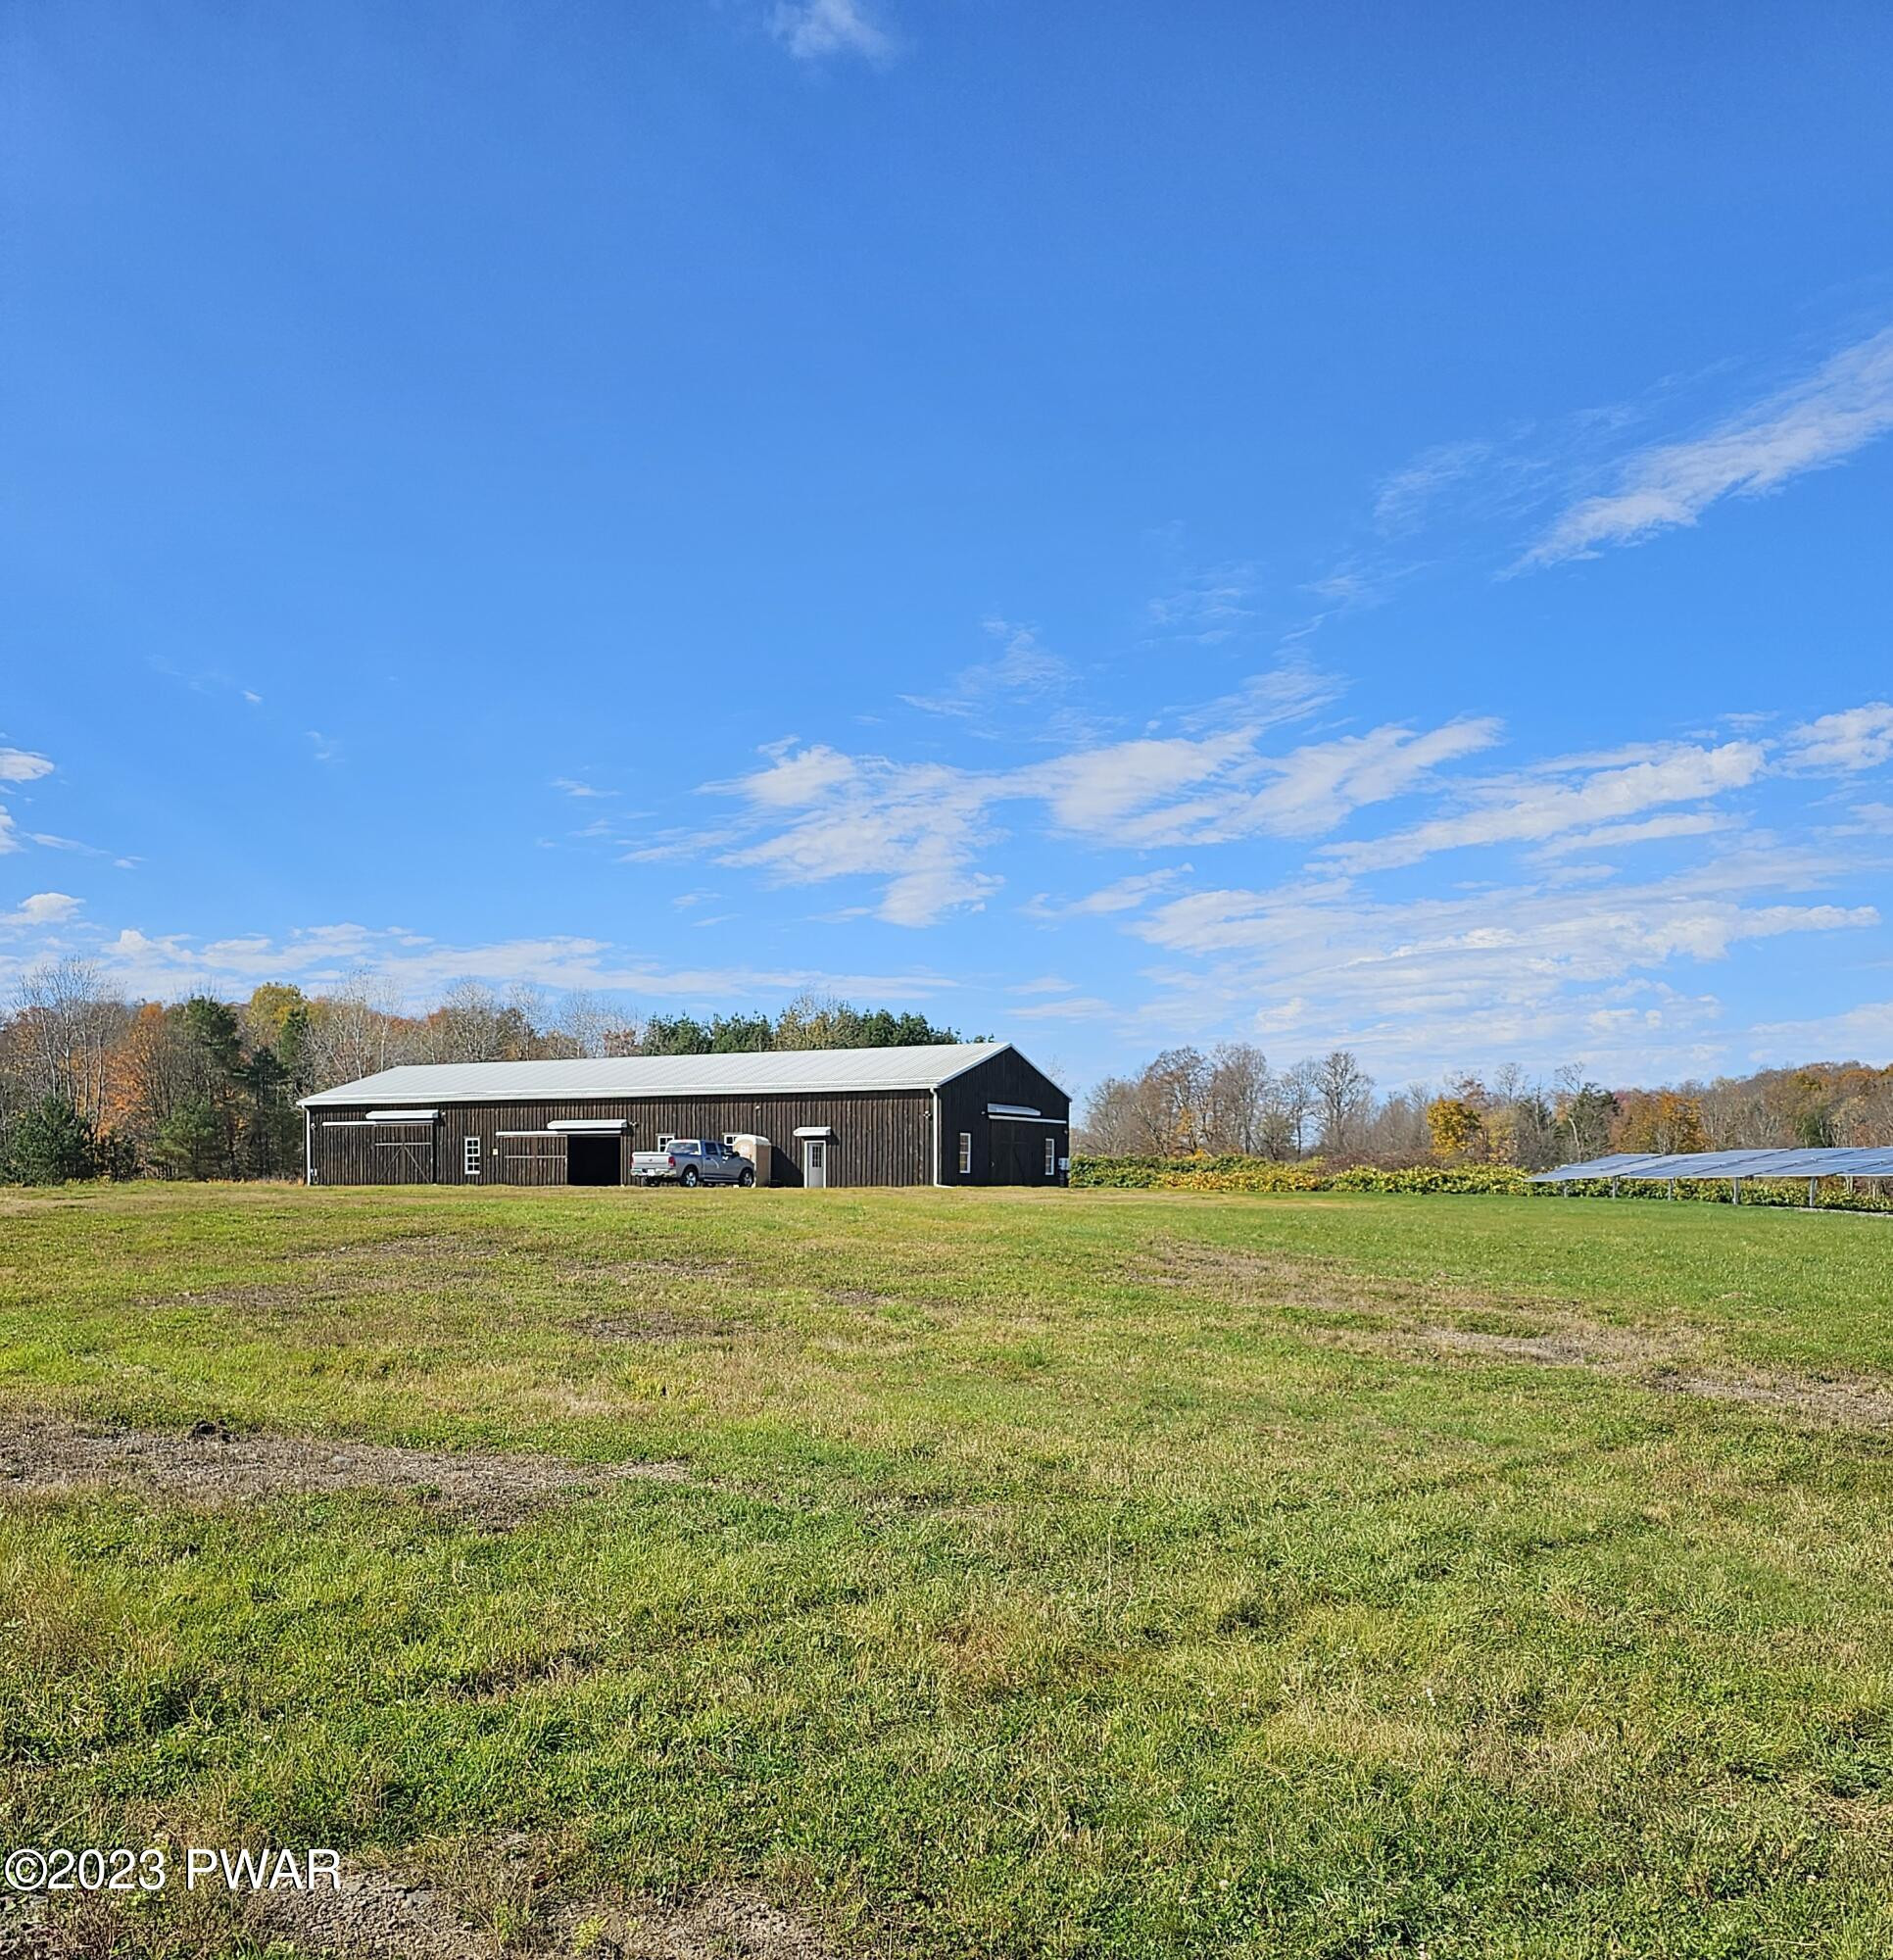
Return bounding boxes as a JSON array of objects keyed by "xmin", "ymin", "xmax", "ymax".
[{"xmin": 629, "ymin": 1138, "xmax": 756, "ymax": 1188}]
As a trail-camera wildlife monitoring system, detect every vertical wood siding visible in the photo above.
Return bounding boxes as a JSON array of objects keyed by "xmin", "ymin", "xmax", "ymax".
[
  {"xmin": 307, "ymin": 1050, "xmax": 1071, "ymax": 1190},
  {"xmin": 934, "ymin": 1049, "xmax": 1072, "ymax": 1188},
  {"xmin": 310, "ymin": 1089, "xmax": 935, "ymax": 1189}
]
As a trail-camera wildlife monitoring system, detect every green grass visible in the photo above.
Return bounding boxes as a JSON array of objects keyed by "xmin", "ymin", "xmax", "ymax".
[{"xmin": 3, "ymin": 1183, "xmax": 1893, "ymax": 1957}]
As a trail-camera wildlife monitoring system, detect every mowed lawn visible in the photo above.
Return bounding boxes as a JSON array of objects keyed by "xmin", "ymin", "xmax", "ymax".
[{"xmin": 3, "ymin": 1185, "xmax": 1893, "ymax": 1958}]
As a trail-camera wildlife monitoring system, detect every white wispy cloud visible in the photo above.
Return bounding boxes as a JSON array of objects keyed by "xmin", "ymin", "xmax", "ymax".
[
  {"xmin": 0, "ymin": 745, "xmax": 57, "ymax": 856},
  {"xmin": 1012, "ymin": 994, "xmax": 1119, "ymax": 1023},
  {"xmin": 1782, "ymin": 701, "xmax": 1893, "ymax": 774},
  {"xmin": 308, "ymin": 731, "xmax": 339, "ymax": 764},
  {"xmin": 552, "ymin": 777, "xmax": 618, "ymax": 799},
  {"xmin": 1324, "ymin": 741, "xmax": 1767, "ymax": 873},
  {"xmin": 1374, "ymin": 440, "xmax": 1495, "ymax": 533},
  {"xmin": 772, "ymin": 0, "xmax": 894, "ymax": 62},
  {"xmin": 0, "ymin": 913, "xmax": 953, "ymax": 1012},
  {"xmin": 1128, "ymin": 852, "xmax": 1878, "ymax": 1079},
  {"xmin": 1520, "ymin": 325, "xmax": 1893, "ymax": 569},
  {"xmin": 0, "ymin": 748, "xmax": 54, "ymax": 784},
  {"xmin": 1, "ymin": 892, "xmax": 80, "ymax": 928},
  {"xmin": 1747, "ymin": 999, "xmax": 1893, "ymax": 1063},
  {"xmin": 901, "ymin": 619, "xmax": 1073, "ymax": 722},
  {"xmin": 715, "ymin": 755, "xmax": 1001, "ymax": 927},
  {"xmin": 1530, "ymin": 810, "xmax": 1735, "ymax": 858},
  {"xmin": 687, "ymin": 667, "xmax": 1485, "ymax": 924},
  {"xmin": 1143, "ymin": 562, "xmax": 1259, "ymax": 645},
  {"xmin": 1204, "ymin": 720, "xmax": 1503, "ymax": 845},
  {"xmin": 1023, "ymin": 869, "xmax": 1190, "ymax": 921}
]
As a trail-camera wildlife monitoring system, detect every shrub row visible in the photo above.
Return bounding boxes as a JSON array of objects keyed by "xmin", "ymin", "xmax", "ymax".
[
  {"xmin": 1542, "ymin": 1175, "xmax": 1893, "ymax": 1212},
  {"xmin": 1068, "ymin": 1155, "xmax": 1535, "ymax": 1195},
  {"xmin": 1067, "ymin": 1155, "xmax": 1893, "ymax": 1208}
]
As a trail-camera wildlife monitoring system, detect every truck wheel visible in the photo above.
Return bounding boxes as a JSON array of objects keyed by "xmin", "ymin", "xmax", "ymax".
[
  {"xmin": 681, "ymin": 1166, "xmax": 699, "ymax": 1188},
  {"xmin": 739, "ymin": 1167, "xmax": 755, "ymax": 1187}
]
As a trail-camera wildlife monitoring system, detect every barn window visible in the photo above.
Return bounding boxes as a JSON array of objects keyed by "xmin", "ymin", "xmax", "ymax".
[
  {"xmin": 958, "ymin": 1132, "xmax": 972, "ymax": 1175},
  {"xmin": 1044, "ymin": 1137, "xmax": 1056, "ymax": 1178},
  {"xmin": 463, "ymin": 1136, "xmax": 482, "ymax": 1178}
]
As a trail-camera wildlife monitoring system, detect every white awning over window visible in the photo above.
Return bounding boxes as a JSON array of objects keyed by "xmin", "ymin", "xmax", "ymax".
[
  {"xmin": 988, "ymin": 1104, "xmax": 1067, "ymax": 1125},
  {"xmin": 546, "ymin": 1118, "xmax": 629, "ymax": 1134},
  {"xmin": 364, "ymin": 1108, "xmax": 439, "ymax": 1123},
  {"xmin": 793, "ymin": 1125, "xmax": 836, "ymax": 1139}
]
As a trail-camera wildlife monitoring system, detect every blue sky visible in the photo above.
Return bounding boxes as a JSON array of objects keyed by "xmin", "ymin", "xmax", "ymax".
[{"xmin": 5, "ymin": 0, "xmax": 1893, "ymax": 1098}]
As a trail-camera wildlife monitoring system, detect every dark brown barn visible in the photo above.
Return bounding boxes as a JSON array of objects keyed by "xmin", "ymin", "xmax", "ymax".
[{"xmin": 298, "ymin": 1042, "xmax": 1070, "ymax": 1189}]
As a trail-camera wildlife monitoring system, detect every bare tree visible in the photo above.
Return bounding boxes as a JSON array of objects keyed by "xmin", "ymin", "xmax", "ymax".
[
  {"xmin": 1367, "ymin": 1083, "xmax": 1432, "ymax": 1159},
  {"xmin": 421, "ymin": 981, "xmax": 509, "ymax": 1064},
  {"xmin": 1140, "ymin": 1047, "xmax": 1212, "ymax": 1152},
  {"xmin": 1077, "ymin": 1074, "xmax": 1143, "ymax": 1154},
  {"xmin": 554, "ymin": 990, "xmax": 643, "ymax": 1059},
  {"xmin": 303, "ymin": 970, "xmax": 412, "ymax": 1089},
  {"xmin": 1315, "ymin": 1050, "xmax": 1374, "ymax": 1157},
  {"xmin": 11, "ymin": 958, "xmax": 126, "ymax": 1121},
  {"xmin": 1202, "ymin": 1042, "xmax": 1272, "ymax": 1153},
  {"xmin": 1262, "ymin": 1058, "xmax": 1322, "ymax": 1159}
]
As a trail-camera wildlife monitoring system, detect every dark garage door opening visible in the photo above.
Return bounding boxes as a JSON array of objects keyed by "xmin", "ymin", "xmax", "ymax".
[{"xmin": 566, "ymin": 1135, "xmax": 621, "ymax": 1186}]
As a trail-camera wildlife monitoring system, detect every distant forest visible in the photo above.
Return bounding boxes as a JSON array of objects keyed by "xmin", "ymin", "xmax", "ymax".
[
  {"xmin": 1077, "ymin": 1043, "xmax": 1893, "ymax": 1172},
  {"xmin": 0, "ymin": 956, "xmax": 1884, "ymax": 1183},
  {"xmin": 0, "ymin": 959, "xmax": 969, "ymax": 1183}
]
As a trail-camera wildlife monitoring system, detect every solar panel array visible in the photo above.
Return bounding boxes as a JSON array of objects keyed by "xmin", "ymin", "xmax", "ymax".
[{"xmin": 1532, "ymin": 1148, "xmax": 1893, "ymax": 1183}]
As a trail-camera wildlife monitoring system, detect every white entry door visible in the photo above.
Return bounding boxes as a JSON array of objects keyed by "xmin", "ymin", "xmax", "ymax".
[{"xmin": 804, "ymin": 1139, "xmax": 828, "ymax": 1189}]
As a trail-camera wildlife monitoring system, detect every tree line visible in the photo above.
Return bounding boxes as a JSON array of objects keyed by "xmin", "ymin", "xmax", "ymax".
[
  {"xmin": 0, "ymin": 960, "xmax": 969, "ymax": 1183},
  {"xmin": 5, "ymin": 956, "xmax": 1884, "ymax": 1183},
  {"xmin": 1077, "ymin": 1044, "xmax": 1893, "ymax": 1172}
]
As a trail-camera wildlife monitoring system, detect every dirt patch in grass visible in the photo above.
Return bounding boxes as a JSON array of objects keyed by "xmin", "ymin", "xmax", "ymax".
[
  {"xmin": 550, "ymin": 1257, "xmax": 741, "ymax": 1286},
  {"xmin": 1414, "ymin": 1321, "xmax": 1686, "ymax": 1369},
  {"xmin": 249, "ymin": 1864, "xmax": 833, "ymax": 1959},
  {"xmin": 569, "ymin": 1310, "xmax": 733, "ymax": 1343},
  {"xmin": 130, "ymin": 1241, "xmax": 748, "ymax": 1325},
  {"xmin": 254, "ymin": 1869, "xmax": 492, "ymax": 1959},
  {"xmin": 1131, "ymin": 1240, "xmax": 1346, "ymax": 1297},
  {"xmin": 0, "ymin": 1414, "xmax": 690, "ymax": 1525},
  {"xmin": 1380, "ymin": 1324, "xmax": 1893, "ymax": 1429},
  {"xmin": 134, "ymin": 1250, "xmax": 497, "ymax": 1317},
  {"xmin": 1643, "ymin": 1368, "xmax": 1893, "ymax": 1428},
  {"xmin": 1139, "ymin": 1237, "xmax": 1893, "ymax": 1430}
]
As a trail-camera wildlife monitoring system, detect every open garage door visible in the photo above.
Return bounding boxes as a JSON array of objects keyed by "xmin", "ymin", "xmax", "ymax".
[{"xmin": 566, "ymin": 1135, "xmax": 621, "ymax": 1185}]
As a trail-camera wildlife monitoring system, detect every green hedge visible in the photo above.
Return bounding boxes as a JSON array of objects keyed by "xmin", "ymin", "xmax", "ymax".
[
  {"xmin": 1538, "ymin": 1175, "xmax": 1893, "ymax": 1212},
  {"xmin": 1068, "ymin": 1155, "xmax": 1535, "ymax": 1195},
  {"xmin": 1067, "ymin": 1154, "xmax": 1893, "ymax": 1209}
]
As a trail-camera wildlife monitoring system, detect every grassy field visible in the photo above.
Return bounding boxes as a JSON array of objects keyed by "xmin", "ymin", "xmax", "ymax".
[{"xmin": 3, "ymin": 1183, "xmax": 1892, "ymax": 1958}]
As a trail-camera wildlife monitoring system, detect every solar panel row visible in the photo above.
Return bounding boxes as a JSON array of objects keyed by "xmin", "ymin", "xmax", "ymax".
[{"xmin": 1532, "ymin": 1148, "xmax": 1893, "ymax": 1183}]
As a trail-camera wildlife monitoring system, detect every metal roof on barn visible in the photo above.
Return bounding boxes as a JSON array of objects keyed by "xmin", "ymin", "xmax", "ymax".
[{"xmin": 299, "ymin": 1042, "xmax": 1020, "ymax": 1108}]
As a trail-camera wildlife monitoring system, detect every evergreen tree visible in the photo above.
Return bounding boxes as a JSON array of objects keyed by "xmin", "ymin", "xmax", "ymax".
[{"xmin": 0, "ymin": 1096, "xmax": 104, "ymax": 1183}]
